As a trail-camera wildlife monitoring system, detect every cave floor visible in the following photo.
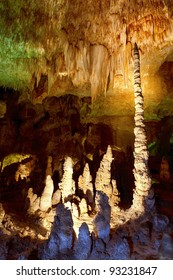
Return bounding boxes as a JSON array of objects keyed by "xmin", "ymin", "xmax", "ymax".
[{"xmin": 0, "ymin": 177, "xmax": 173, "ymax": 260}]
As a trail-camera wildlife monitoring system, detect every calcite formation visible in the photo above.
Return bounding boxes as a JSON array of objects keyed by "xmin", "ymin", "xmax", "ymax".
[
  {"xmin": 41, "ymin": 204, "xmax": 73, "ymax": 259},
  {"xmin": 74, "ymin": 222, "xmax": 92, "ymax": 260},
  {"xmin": 40, "ymin": 175, "xmax": 54, "ymax": 212},
  {"xmin": 95, "ymin": 145, "xmax": 114, "ymax": 200},
  {"xmin": 58, "ymin": 157, "xmax": 75, "ymax": 203},
  {"xmin": 26, "ymin": 188, "xmax": 40, "ymax": 214},
  {"xmin": 1, "ymin": 1, "xmax": 173, "ymax": 261},
  {"xmin": 131, "ymin": 43, "xmax": 155, "ymax": 214},
  {"xmin": 93, "ymin": 191, "xmax": 111, "ymax": 243},
  {"xmin": 78, "ymin": 163, "xmax": 94, "ymax": 210}
]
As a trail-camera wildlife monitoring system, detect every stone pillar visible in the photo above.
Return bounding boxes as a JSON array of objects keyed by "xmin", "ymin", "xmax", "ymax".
[
  {"xmin": 59, "ymin": 157, "xmax": 75, "ymax": 203},
  {"xmin": 132, "ymin": 43, "xmax": 155, "ymax": 213},
  {"xmin": 93, "ymin": 190, "xmax": 111, "ymax": 243},
  {"xmin": 74, "ymin": 222, "xmax": 91, "ymax": 259},
  {"xmin": 78, "ymin": 163, "xmax": 94, "ymax": 210},
  {"xmin": 41, "ymin": 204, "xmax": 73, "ymax": 259},
  {"xmin": 40, "ymin": 175, "xmax": 54, "ymax": 212},
  {"xmin": 95, "ymin": 145, "xmax": 114, "ymax": 202}
]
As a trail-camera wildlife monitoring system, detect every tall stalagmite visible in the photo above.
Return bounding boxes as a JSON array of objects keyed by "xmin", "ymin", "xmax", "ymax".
[{"xmin": 132, "ymin": 43, "xmax": 155, "ymax": 214}]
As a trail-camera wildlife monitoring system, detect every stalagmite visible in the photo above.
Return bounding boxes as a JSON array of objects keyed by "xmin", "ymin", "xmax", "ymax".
[
  {"xmin": 41, "ymin": 204, "xmax": 73, "ymax": 259},
  {"xmin": 58, "ymin": 157, "xmax": 75, "ymax": 203},
  {"xmin": 95, "ymin": 145, "xmax": 114, "ymax": 202},
  {"xmin": 74, "ymin": 222, "xmax": 92, "ymax": 260},
  {"xmin": 25, "ymin": 188, "xmax": 40, "ymax": 214},
  {"xmin": 79, "ymin": 198, "xmax": 88, "ymax": 216},
  {"xmin": 78, "ymin": 163, "xmax": 94, "ymax": 210},
  {"xmin": 52, "ymin": 189, "xmax": 61, "ymax": 206},
  {"xmin": 93, "ymin": 191, "xmax": 111, "ymax": 243},
  {"xmin": 131, "ymin": 43, "xmax": 155, "ymax": 213},
  {"xmin": 40, "ymin": 175, "xmax": 54, "ymax": 212}
]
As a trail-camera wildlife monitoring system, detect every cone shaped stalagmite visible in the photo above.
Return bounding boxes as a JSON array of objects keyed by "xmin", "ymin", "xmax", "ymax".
[{"xmin": 132, "ymin": 43, "xmax": 155, "ymax": 214}]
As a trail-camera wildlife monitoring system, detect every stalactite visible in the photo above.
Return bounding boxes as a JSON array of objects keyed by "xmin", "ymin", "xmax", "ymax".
[
  {"xmin": 90, "ymin": 44, "xmax": 110, "ymax": 101},
  {"xmin": 131, "ymin": 43, "xmax": 155, "ymax": 214}
]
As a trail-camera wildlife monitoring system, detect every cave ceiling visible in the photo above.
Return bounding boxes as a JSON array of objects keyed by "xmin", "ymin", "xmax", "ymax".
[{"xmin": 0, "ymin": 0, "xmax": 173, "ymax": 117}]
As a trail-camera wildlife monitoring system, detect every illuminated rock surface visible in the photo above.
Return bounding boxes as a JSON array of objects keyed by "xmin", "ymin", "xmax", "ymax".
[{"xmin": 0, "ymin": 0, "xmax": 173, "ymax": 260}]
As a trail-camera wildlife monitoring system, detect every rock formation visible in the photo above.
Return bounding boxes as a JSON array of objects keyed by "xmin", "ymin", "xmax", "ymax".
[
  {"xmin": 74, "ymin": 222, "xmax": 91, "ymax": 260},
  {"xmin": 25, "ymin": 188, "xmax": 40, "ymax": 215},
  {"xmin": 79, "ymin": 198, "xmax": 88, "ymax": 216},
  {"xmin": 131, "ymin": 43, "xmax": 155, "ymax": 214},
  {"xmin": 158, "ymin": 233, "xmax": 173, "ymax": 260},
  {"xmin": 95, "ymin": 145, "xmax": 114, "ymax": 201},
  {"xmin": 107, "ymin": 234, "xmax": 130, "ymax": 260},
  {"xmin": 40, "ymin": 175, "xmax": 54, "ymax": 212},
  {"xmin": 52, "ymin": 189, "xmax": 61, "ymax": 206},
  {"xmin": 78, "ymin": 163, "xmax": 94, "ymax": 210},
  {"xmin": 59, "ymin": 157, "xmax": 75, "ymax": 203},
  {"xmin": 41, "ymin": 204, "xmax": 73, "ymax": 259},
  {"xmin": 93, "ymin": 191, "xmax": 111, "ymax": 243}
]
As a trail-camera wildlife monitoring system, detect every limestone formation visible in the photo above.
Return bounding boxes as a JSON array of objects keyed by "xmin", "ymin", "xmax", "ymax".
[
  {"xmin": 40, "ymin": 175, "xmax": 54, "ymax": 212},
  {"xmin": 132, "ymin": 43, "xmax": 155, "ymax": 214},
  {"xmin": 107, "ymin": 234, "xmax": 130, "ymax": 260},
  {"xmin": 72, "ymin": 203, "xmax": 79, "ymax": 218},
  {"xmin": 78, "ymin": 163, "xmax": 94, "ymax": 209},
  {"xmin": 52, "ymin": 189, "xmax": 61, "ymax": 206},
  {"xmin": 95, "ymin": 145, "xmax": 114, "ymax": 202},
  {"xmin": 111, "ymin": 179, "xmax": 120, "ymax": 208},
  {"xmin": 93, "ymin": 191, "xmax": 111, "ymax": 243},
  {"xmin": 158, "ymin": 233, "xmax": 173, "ymax": 260},
  {"xmin": 59, "ymin": 157, "xmax": 75, "ymax": 203},
  {"xmin": 25, "ymin": 188, "xmax": 40, "ymax": 214},
  {"xmin": 79, "ymin": 198, "xmax": 88, "ymax": 216},
  {"xmin": 41, "ymin": 204, "xmax": 73, "ymax": 259},
  {"xmin": 74, "ymin": 222, "xmax": 91, "ymax": 260}
]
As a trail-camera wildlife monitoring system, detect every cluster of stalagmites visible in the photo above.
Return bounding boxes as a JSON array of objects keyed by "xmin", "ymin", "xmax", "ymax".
[
  {"xmin": 25, "ymin": 146, "xmax": 120, "ymax": 232},
  {"xmin": 1, "ymin": 146, "xmax": 173, "ymax": 259}
]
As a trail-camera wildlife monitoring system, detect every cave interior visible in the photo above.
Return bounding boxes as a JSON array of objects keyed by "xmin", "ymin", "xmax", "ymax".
[{"xmin": 1, "ymin": 0, "xmax": 173, "ymax": 260}]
